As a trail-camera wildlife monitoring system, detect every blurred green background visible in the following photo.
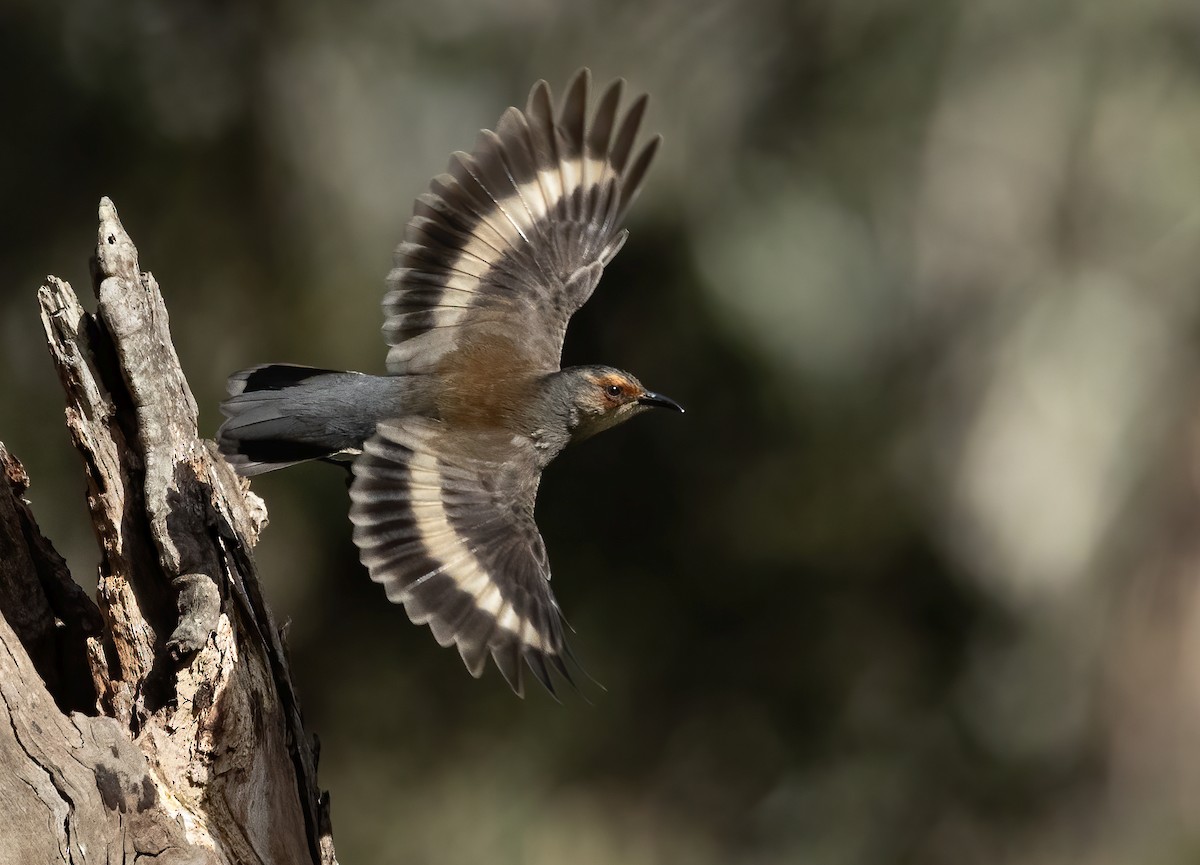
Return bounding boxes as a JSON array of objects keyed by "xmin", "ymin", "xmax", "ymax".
[{"xmin": 5, "ymin": 0, "xmax": 1200, "ymax": 862}]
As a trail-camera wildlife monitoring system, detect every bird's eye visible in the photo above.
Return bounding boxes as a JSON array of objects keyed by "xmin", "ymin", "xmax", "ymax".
[{"xmin": 605, "ymin": 384, "xmax": 623, "ymax": 399}]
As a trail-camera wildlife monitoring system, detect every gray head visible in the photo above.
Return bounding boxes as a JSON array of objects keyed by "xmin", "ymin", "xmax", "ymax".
[{"xmin": 545, "ymin": 365, "xmax": 683, "ymax": 442}]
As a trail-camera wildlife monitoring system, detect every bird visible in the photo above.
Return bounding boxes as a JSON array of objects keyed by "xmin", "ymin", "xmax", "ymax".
[{"xmin": 217, "ymin": 69, "xmax": 682, "ymax": 696}]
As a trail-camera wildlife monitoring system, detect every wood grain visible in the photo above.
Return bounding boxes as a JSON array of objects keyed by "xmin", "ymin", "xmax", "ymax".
[{"xmin": 0, "ymin": 199, "xmax": 337, "ymax": 865}]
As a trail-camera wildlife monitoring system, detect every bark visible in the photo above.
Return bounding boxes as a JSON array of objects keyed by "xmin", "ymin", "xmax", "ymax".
[{"xmin": 0, "ymin": 199, "xmax": 337, "ymax": 865}]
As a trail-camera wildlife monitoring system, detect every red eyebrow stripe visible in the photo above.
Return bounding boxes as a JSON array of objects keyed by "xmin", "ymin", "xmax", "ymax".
[{"xmin": 597, "ymin": 375, "xmax": 629, "ymax": 389}]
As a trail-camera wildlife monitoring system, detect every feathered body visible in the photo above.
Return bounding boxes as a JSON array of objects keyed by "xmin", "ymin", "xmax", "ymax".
[{"xmin": 218, "ymin": 70, "xmax": 680, "ymax": 695}]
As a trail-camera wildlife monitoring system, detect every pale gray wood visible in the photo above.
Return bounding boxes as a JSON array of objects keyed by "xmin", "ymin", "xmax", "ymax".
[{"xmin": 0, "ymin": 199, "xmax": 337, "ymax": 864}]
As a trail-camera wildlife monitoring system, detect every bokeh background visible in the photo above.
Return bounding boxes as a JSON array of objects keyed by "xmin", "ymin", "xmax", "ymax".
[{"xmin": 5, "ymin": 0, "xmax": 1200, "ymax": 862}]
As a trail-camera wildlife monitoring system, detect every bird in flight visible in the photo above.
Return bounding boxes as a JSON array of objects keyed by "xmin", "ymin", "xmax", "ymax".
[{"xmin": 218, "ymin": 69, "xmax": 681, "ymax": 696}]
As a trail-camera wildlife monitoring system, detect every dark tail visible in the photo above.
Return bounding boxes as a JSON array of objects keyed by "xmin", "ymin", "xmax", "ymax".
[{"xmin": 217, "ymin": 364, "xmax": 392, "ymax": 476}]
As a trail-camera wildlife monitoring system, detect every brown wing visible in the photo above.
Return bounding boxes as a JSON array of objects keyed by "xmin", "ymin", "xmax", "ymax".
[
  {"xmin": 348, "ymin": 418, "xmax": 575, "ymax": 695},
  {"xmin": 383, "ymin": 68, "xmax": 660, "ymax": 374}
]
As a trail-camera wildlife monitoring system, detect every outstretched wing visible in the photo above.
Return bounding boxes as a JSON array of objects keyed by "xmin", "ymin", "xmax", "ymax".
[
  {"xmin": 384, "ymin": 68, "xmax": 660, "ymax": 374},
  {"xmin": 348, "ymin": 418, "xmax": 574, "ymax": 695}
]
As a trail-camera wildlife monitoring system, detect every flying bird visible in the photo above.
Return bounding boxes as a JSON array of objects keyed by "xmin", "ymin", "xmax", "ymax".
[{"xmin": 218, "ymin": 69, "xmax": 681, "ymax": 696}]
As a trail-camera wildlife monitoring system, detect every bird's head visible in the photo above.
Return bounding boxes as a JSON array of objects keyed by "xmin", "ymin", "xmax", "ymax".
[{"xmin": 554, "ymin": 365, "xmax": 684, "ymax": 442}]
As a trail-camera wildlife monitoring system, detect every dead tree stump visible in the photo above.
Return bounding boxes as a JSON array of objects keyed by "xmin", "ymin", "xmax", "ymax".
[{"xmin": 0, "ymin": 199, "xmax": 337, "ymax": 865}]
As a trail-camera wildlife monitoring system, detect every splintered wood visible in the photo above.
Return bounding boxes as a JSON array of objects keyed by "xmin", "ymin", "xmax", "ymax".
[{"xmin": 0, "ymin": 199, "xmax": 336, "ymax": 865}]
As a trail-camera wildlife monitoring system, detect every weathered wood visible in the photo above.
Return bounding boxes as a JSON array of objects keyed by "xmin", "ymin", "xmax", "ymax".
[{"xmin": 0, "ymin": 199, "xmax": 337, "ymax": 864}]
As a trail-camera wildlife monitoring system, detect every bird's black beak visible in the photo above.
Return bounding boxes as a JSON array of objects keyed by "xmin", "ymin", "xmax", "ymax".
[{"xmin": 638, "ymin": 391, "xmax": 685, "ymax": 413}]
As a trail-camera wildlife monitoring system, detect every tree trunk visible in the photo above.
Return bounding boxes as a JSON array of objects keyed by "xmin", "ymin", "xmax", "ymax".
[{"xmin": 0, "ymin": 199, "xmax": 337, "ymax": 865}]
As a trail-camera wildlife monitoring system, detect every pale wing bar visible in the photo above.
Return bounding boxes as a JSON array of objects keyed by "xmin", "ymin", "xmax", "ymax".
[
  {"xmin": 384, "ymin": 69, "xmax": 661, "ymax": 373},
  {"xmin": 348, "ymin": 418, "xmax": 574, "ymax": 695}
]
